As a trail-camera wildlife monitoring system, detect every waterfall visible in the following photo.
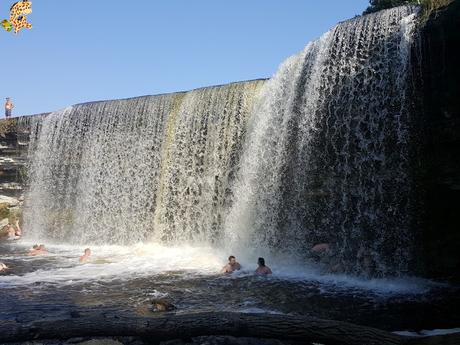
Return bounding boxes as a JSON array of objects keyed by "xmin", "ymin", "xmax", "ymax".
[
  {"xmin": 23, "ymin": 6, "xmax": 419, "ymax": 276},
  {"xmin": 24, "ymin": 81, "xmax": 265, "ymax": 244},
  {"xmin": 226, "ymin": 6, "xmax": 419, "ymax": 276}
]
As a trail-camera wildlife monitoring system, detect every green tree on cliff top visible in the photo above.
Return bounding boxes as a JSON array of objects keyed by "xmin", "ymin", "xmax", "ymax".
[{"xmin": 363, "ymin": 0, "xmax": 420, "ymax": 14}]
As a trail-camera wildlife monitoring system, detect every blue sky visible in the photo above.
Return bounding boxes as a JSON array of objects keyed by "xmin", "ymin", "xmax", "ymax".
[{"xmin": 1, "ymin": 0, "xmax": 368, "ymax": 116}]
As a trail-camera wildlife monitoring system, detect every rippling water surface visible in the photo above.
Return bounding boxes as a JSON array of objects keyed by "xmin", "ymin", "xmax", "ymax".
[{"xmin": 1, "ymin": 240, "xmax": 459, "ymax": 332}]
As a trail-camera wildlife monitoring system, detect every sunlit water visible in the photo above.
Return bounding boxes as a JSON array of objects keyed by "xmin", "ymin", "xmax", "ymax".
[
  {"xmin": 2, "ymin": 5, "xmax": 459, "ymax": 335},
  {"xmin": 24, "ymin": 6, "xmax": 421, "ymax": 277},
  {"xmin": 1, "ymin": 240, "xmax": 459, "ymax": 331}
]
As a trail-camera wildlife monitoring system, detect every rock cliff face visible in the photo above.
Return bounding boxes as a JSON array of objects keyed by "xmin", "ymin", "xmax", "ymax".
[
  {"xmin": 0, "ymin": 3, "xmax": 458, "ymax": 280},
  {"xmin": 0, "ymin": 115, "xmax": 48, "ymax": 196},
  {"xmin": 0, "ymin": 119, "xmax": 30, "ymax": 198},
  {"xmin": 416, "ymin": 0, "xmax": 460, "ymax": 281},
  {"xmin": 0, "ymin": 116, "xmax": 46, "ymax": 232}
]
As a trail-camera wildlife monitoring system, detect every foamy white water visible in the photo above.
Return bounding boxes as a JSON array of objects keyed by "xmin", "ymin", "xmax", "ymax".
[
  {"xmin": 0, "ymin": 241, "xmax": 222, "ymax": 287},
  {"xmin": 225, "ymin": 6, "xmax": 420, "ymax": 276},
  {"xmin": 0, "ymin": 239, "xmax": 437, "ymax": 296}
]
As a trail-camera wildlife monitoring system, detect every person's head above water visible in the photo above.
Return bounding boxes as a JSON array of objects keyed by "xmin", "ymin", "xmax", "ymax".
[
  {"xmin": 79, "ymin": 248, "xmax": 91, "ymax": 263},
  {"xmin": 258, "ymin": 257, "xmax": 265, "ymax": 267},
  {"xmin": 39, "ymin": 244, "xmax": 45, "ymax": 250},
  {"xmin": 32, "ymin": 244, "xmax": 39, "ymax": 249},
  {"xmin": 221, "ymin": 255, "xmax": 241, "ymax": 273}
]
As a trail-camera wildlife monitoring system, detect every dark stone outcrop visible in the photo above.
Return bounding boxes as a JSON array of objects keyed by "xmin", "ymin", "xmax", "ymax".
[
  {"xmin": 1, "ymin": 311, "xmax": 458, "ymax": 345},
  {"xmin": 0, "ymin": 118, "xmax": 31, "ymax": 198},
  {"xmin": 415, "ymin": 0, "xmax": 460, "ymax": 281}
]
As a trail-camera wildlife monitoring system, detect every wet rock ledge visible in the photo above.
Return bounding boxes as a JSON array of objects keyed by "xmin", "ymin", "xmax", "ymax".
[{"xmin": 1, "ymin": 312, "xmax": 460, "ymax": 345}]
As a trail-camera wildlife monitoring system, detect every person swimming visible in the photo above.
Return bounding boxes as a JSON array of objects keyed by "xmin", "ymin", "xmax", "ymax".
[
  {"xmin": 27, "ymin": 244, "xmax": 39, "ymax": 256},
  {"xmin": 311, "ymin": 243, "xmax": 331, "ymax": 253},
  {"xmin": 255, "ymin": 257, "xmax": 272, "ymax": 275},
  {"xmin": 38, "ymin": 244, "xmax": 48, "ymax": 254},
  {"xmin": 221, "ymin": 255, "xmax": 241, "ymax": 273},
  {"xmin": 311, "ymin": 242, "xmax": 344, "ymax": 273},
  {"xmin": 0, "ymin": 262, "xmax": 8, "ymax": 272},
  {"xmin": 2, "ymin": 223, "xmax": 16, "ymax": 238},
  {"xmin": 79, "ymin": 248, "xmax": 91, "ymax": 263},
  {"xmin": 0, "ymin": 219, "xmax": 22, "ymax": 240},
  {"xmin": 28, "ymin": 244, "xmax": 49, "ymax": 256}
]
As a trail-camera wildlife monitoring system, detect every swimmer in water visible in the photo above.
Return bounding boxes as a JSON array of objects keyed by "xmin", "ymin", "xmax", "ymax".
[
  {"xmin": 255, "ymin": 257, "xmax": 272, "ymax": 275},
  {"xmin": 2, "ymin": 223, "xmax": 16, "ymax": 238},
  {"xmin": 28, "ymin": 244, "xmax": 48, "ymax": 256},
  {"xmin": 221, "ymin": 255, "xmax": 241, "ymax": 274},
  {"xmin": 38, "ymin": 244, "xmax": 49, "ymax": 254},
  {"xmin": 311, "ymin": 243, "xmax": 330, "ymax": 253},
  {"xmin": 79, "ymin": 248, "xmax": 91, "ymax": 263},
  {"xmin": 0, "ymin": 218, "xmax": 20, "ymax": 238},
  {"xmin": 27, "ymin": 244, "xmax": 40, "ymax": 256},
  {"xmin": 0, "ymin": 262, "xmax": 8, "ymax": 272}
]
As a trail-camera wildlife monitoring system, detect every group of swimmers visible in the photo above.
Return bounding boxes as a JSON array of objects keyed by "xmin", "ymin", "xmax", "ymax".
[
  {"xmin": 1, "ymin": 252, "xmax": 272, "ymax": 276},
  {"xmin": 27, "ymin": 244, "xmax": 49, "ymax": 256},
  {"xmin": 221, "ymin": 255, "xmax": 273, "ymax": 275},
  {"xmin": 26, "ymin": 244, "xmax": 91, "ymax": 263},
  {"xmin": 0, "ymin": 245, "xmax": 92, "ymax": 273}
]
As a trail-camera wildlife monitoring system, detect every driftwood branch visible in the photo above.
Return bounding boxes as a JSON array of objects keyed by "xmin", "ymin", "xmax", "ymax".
[{"xmin": 1, "ymin": 312, "xmax": 458, "ymax": 345}]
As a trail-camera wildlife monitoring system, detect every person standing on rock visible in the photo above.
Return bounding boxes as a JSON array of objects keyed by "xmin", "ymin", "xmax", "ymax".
[
  {"xmin": 4, "ymin": 97, "xmax": 13, "ymax": 118},
  {"xmin": 13, "ymin": 219, "xmax": 21, "ymax": 237}
]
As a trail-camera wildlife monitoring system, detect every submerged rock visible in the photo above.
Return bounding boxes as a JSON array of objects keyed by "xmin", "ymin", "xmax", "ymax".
[
  {"xmin": 151, "ymin": 299, "xmax": 176, "ymax": 312},
  {"xmin": 135, "ymin": 299, "xmax": 177, "ymax": 316},
  {"xmin": 75, "ymin": 340, "xmax": 124, "ymax": 345}
]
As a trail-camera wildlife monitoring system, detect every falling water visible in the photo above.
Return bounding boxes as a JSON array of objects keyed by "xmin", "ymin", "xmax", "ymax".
[
  {"xmin": 24, "ymin": 81, "xmax": 265, "ymax": 244},
  {"xmin": 23, "ymin": 6, "xmax": 419, "ymax": 276},
  {"xmin": 226, "ymin": 6, "xmax": 419, "ymax": 276}
]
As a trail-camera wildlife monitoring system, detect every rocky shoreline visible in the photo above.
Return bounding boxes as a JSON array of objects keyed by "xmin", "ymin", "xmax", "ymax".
[
  {"xmin": 1, "ymin": 312, "xmax": 460, "ymax": 345},
  {"xmin": 0, "ymin": 336, "xmax": 305, "ymax": 345}
]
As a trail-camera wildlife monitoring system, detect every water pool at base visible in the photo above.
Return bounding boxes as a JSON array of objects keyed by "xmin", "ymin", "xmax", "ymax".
[{"xmin": 1, "ymin": 241, "xmax": 459, "ymax": 332}]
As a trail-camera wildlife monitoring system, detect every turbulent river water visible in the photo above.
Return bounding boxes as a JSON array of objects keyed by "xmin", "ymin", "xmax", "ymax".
[{"xmin": 1, "ymin": 241, "xmax": 459, "ymax": 332}]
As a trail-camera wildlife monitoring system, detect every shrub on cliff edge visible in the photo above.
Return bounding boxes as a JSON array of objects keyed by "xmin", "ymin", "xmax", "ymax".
[{"xmin": 363, "ymin": 0, "xmax": 453, "ymax": 16}]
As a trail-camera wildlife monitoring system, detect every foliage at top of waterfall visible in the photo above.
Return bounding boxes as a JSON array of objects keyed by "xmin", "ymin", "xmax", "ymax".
[
  {"xmin": 363, "ymin": 0, "xmax": 420, "ymax": 14},
  {"xmin": 363, "ymin": 0, "xmax": 454, "ymax": 16}
]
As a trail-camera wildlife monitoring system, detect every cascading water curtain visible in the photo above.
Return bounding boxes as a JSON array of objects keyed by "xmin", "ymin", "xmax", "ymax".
[
  {"xmin": 23, "ymin": 81, "xmax": 265, "ymax": 245},
  {"xmin": 226, "ymin": 6, "xmax": 419, "ymax": 276},
  {"xmin": 23, "ymin": 5, "xmax": 419, "ymax": 277}
]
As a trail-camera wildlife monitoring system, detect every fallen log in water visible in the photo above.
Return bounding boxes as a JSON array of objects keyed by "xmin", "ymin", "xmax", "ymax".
[{"xmin": 1, "ymin": 312, "xmax": 459, "ymax": 345}]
